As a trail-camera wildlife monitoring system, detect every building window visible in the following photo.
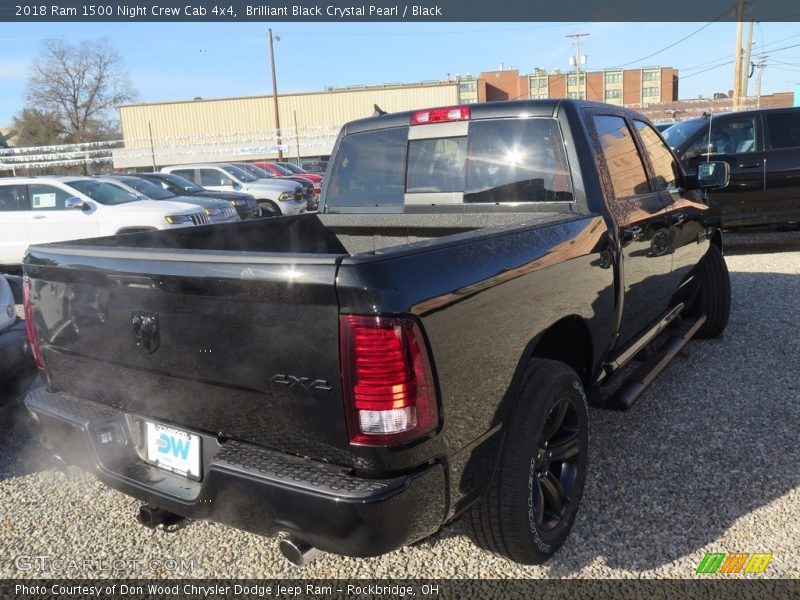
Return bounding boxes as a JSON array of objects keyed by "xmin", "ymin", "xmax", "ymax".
[
  {"xmin": 567, "ymin": 74, "xmax": 585, "ymax": 87},
  {"xmin": 531, "ymin": 93, "xmax": 549, "ymax": 99},
  {"xmin": 642, "ymin": 86, "xmax": 661, "ymax": 98},
  {"xmin": 529, "ymin": 76, "xmax": 548, "ymax": 92},
  {"xmin": 459, "ymin": 81, "xmax": 477, "ymax": 93},
  {"xmin": 567, "ymin": 91, "xmax": 584, "ymax": 99},
  {"xmin": 604, "ymin": 72, "xmax": 622, "ymax": 85},
  {"xmin": 461, "ymin": 98, "xmax": 478, "ymax": 104},
  {"xmin": 605, "ymin": 89, "xmax": 621, "ymax": 100},
  {"xmin": 642, "ymin": 70, "xmax": 661, "ymax": 82}
]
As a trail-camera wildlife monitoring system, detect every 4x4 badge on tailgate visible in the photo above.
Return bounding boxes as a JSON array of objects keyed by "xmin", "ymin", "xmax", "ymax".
[
  {"xmin": 131, "ymin": 312, "xmax": 160, "ymax": 354},
  {"xmin": 270, "ymin": 374, "xmax": 332, "ymax": 392}
]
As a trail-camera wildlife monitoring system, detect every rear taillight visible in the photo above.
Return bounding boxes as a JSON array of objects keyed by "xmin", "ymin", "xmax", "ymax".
[
  {"xmin": 410, "ymin": 106, "xmax": 470, "ymax": 125},
  {"xmin": 340, "ymin": 315, "xmax": 438, "ymax": 446},
  {"xmin": 22, "ymin": 275, "xmax": 44, "ymax": 369}
]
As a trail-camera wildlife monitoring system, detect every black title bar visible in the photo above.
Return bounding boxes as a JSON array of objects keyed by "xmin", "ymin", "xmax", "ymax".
[{"xmin": 3, "ymin": 0, "xmax": 800, "ymax": 22}]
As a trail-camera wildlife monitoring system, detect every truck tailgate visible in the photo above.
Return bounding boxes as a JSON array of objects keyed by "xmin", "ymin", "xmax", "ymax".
[{"xmin": 24, "ymin": 248, "xmax": 353, "ymax": 466}]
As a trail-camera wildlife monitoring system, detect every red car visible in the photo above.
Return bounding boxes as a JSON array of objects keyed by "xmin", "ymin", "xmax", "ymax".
[{"xmin": 254, "ymin": 162, "xmax": 323, "ymax": 195}]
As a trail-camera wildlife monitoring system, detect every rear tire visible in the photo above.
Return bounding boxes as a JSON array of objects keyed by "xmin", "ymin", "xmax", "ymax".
[
  {"xmin": 693, "ymin": 244, "xmax": 731, "ymax": 339},
  {"xmin": 465, "ymin": 359, "xmax": 589, "ymax": 565}
]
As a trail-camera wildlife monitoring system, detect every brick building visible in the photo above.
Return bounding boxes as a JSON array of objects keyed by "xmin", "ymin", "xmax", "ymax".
[{"xmin": 457, "ymin": 67, "xmax": 679, "ymax": 107}]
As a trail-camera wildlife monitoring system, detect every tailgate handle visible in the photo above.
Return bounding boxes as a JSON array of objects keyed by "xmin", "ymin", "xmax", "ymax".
[{"xmin": 108, "ymin": 275, "xmax": 159, "ymax": 289}]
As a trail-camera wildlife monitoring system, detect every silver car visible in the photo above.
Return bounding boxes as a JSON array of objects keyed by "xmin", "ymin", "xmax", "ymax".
[
  {"xmin": 98, "ymin": 175, "xmax": 240, "ymax": 224},
  {"xmin": 160, "ymin": 163, "xmax": 306, "ymax": 217}
]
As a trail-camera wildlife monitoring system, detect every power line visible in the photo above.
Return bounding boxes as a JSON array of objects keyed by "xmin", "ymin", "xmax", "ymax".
[{"xmin": 606, "ymin": 2, "xmax": 738, "ymax": 70}]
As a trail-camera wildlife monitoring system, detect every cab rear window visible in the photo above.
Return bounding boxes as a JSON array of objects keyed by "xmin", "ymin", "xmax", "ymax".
[{"xmin": 325, "ymin": 118, "xmax": 573, "ymax": 208}]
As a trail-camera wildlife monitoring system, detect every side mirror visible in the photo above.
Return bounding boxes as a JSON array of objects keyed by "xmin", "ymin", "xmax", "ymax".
[
  {"xmin": 697, "ymin": 161, "xmax": 730, "ymax": 190},
  {"xmin": 64, "ymin": 197, "xmax": 87, "ymax": 210},
  {"xmin": 220, "ymin": 178, "xmax": 234, "ymax": 187}
]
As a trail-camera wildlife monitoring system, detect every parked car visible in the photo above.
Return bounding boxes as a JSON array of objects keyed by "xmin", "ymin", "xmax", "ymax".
[
  {"xmin": 228, "ymin": 163, "xmax": 318, "ymax": 212},
  {"xmin": 97, "ymin": 175, "xmax": 239, "ymax": 224},
  {"xmin": 256, "ymin": 162, "xmax": 324, "ymax": 197},
  {"xmin": 162, "ymin": 164, "xmax": 305, "ymax": 217},
  {"xmin": 0, "ymin": 177, "xmax": 208, "ymax": 268},
  {"xmin": 0, "ymin": 274, "xmax": 36, "ymax": 400},
  {"xmin": 300, "ymin": 160, "xmax": 328, "ymax": 174},
  {"xmin": 663, "ymin": 106, "xmax": 800, "ymax": 228},
  {"xmin": 135, "ymin": 172, "xmax": 260, "ymax": 220},
  {"xmin": 23, "ymin": 100, "xmax": 730, "ymax": 566}
]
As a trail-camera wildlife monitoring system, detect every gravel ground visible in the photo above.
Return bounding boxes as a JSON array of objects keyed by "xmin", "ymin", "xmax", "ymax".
[{"xmin": 1, "ymin": 231, "xmax": 798, "ymax": 579}]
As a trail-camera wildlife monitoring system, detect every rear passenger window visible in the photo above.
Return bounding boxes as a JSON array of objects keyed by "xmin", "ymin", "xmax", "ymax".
[
  {"xmin": 28, "ymin": 184, "xmax": 72, "ymax": 211},
  {"xmin": 172, "ymin": 169, "xmax": 195, "ymax": 183},
  {"xmin": 766, "ymin": 112, "xmax": 800, "ymax": 149},
  {"xmin": 465, "ymin": 119, "xmax": 573, "ymax": 203},
  {"xmin": 592, "ymin": 115, "xmax": 650, "ymax": 199},
  {"xmin": 326, "ymin": 127, "xmax": 407, "ymax": 207},
  {"xmin": 200, "ymin": 169, "xmax": 226, "ymax": 186},
  {"xmin": 0, "ymin": 185, "xmax": 27, "ymax": 211}
]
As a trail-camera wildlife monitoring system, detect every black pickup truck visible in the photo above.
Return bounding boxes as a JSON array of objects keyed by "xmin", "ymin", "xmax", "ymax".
[
  {"xmin": 663, "ymin": 106, "xmax": 800, "ymax": 228},
  {"xmin": 23, "ymin": 100, "xmax": 731, "ymax": 566}
]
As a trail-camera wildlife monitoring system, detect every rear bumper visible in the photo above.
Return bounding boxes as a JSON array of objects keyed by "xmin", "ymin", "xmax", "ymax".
[{"xmin": 25, "ymin": 388, "xmax": 446, "ymax": 558}]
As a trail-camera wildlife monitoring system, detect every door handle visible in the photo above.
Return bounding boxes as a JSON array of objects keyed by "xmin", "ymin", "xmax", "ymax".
[
  {"xmin": 621, "ymin": 226, "xmax": 643, "ymax": 243},
  {"xmin": 738, "ymin": 163, "xmax": 761, "ymax": 169},
  {"xmin": 32, "ymin": 215, "xmax": 46, "ymax": 219}
]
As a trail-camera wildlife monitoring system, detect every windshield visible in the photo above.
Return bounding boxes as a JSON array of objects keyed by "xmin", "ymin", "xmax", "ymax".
[
  {"xmin": 67, "ymin": 180, "xmax": 139, "ymax": 205},
  {"xmin": 234, "ymin": 163, "xmax": 272, "ymax": 179},
  {"xmin": 119, "ymin": 177, "xmax": 176, "ymax": 200},
  {"xmin": 276, "ymin": 162, "xmax": 301, "ymax": 175},
  {"xmin": 220, "ymin": 164, "xmax": 258, "ymax": 183},
  {"xmin": 160, "ymin": 173, "xmax": 204, "ymax": 193},
  {"xmin": 662, "ymin": 119, "xmax": 707, "ymax": 150}
]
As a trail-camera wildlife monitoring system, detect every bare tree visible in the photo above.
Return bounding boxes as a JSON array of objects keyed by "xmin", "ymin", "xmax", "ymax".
[{"xmin": 26, "ymin": 37, "xmax": 138, "ymax": 143}]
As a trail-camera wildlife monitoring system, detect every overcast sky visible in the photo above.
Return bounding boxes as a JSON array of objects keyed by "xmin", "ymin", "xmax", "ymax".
[{"xmin": 1, "ymin": 21, "xmax": 799, "ymax": 125}]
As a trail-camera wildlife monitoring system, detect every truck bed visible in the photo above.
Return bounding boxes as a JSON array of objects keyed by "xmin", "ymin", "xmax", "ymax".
[
  {"xmin": 23, "ymin": 209, "xmax": 589, "ymax": 470},
  {"xmin": 57, "ymin": 211, "xmax": 575, "ymax": 257}
]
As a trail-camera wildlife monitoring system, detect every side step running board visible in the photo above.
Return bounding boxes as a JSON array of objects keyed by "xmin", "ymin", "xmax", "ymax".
[{"xmin": 605, "ymin": 315, "xmax": 707, "ymax": 411}]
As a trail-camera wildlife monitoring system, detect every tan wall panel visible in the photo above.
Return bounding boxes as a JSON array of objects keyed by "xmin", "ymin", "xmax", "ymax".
[{"xmin": 120, "ymin": 85, "xmax": 459, "ymax": 148}]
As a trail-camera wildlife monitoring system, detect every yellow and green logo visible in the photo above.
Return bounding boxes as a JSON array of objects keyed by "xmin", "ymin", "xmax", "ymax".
[{"xmin": 696, "ymin": 552, "xmax": 773, "ymax": 574}]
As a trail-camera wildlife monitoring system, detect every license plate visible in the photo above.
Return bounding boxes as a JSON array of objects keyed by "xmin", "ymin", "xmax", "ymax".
[{"xmin": 145, "ymin": 422, "xmax": 202, "ymax": 480}]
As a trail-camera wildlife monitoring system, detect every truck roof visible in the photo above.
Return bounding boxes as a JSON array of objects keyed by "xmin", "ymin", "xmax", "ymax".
[{"xmin": 341, "ymin": 98, "xmax": 616, "ymax": 134}]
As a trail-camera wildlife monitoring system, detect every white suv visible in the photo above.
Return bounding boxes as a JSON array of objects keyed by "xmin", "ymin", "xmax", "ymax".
[
  {"xmin": 162, "ymin": 164, "xmax": 306, "ymax": 216},
  {"xmin": 0, "ymin": 176, "xmax": 208, "ymax": 267}
]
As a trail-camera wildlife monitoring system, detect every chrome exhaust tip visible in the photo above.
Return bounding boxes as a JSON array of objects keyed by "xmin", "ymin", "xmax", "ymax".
[{"xmin": 278, "ymin": 537, "xmax": 321, "ymax": 567}]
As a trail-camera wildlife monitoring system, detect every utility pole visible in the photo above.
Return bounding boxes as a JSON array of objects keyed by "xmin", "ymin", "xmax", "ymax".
[
  {"xmin": 566, "ymin": 33, "xmax": 589, "ymax": 100},
  {"xmin": 732, "ymin": 0, "xmax": 745, "ymax": 108},
  {"xmin": 293, "ymin": 109, "xmax": 301, "ymax": 165},
  {"xmin": 148, "ymin": 121, "xmax": 157, "ymax": 171},
  {"xmin": 268, "ymin": 28, "xmax": 283, "ymax": 161},
  {"xmin": 741, "ymin": 8, "xmax": 754, "ymax": 100},
  {"xmin": 754, "ymin": 56, "xmax": 768, "ymax": 108}
]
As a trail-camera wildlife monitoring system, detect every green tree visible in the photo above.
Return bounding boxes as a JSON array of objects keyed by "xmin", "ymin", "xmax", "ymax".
[{"xmin": 11, "ymin": 108, "xmax": 63, "ymax": 147}]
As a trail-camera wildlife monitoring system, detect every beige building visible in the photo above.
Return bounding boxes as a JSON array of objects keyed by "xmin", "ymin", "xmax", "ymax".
[{"xmin": 113, "ymin": 82, "xmax": 459, "ymax": 169}]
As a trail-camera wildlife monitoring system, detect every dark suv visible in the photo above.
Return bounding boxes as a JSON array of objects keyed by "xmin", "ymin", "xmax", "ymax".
[{"xmin": 663, "ymin": 106, "xmax": 800, "ymax": 228}]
